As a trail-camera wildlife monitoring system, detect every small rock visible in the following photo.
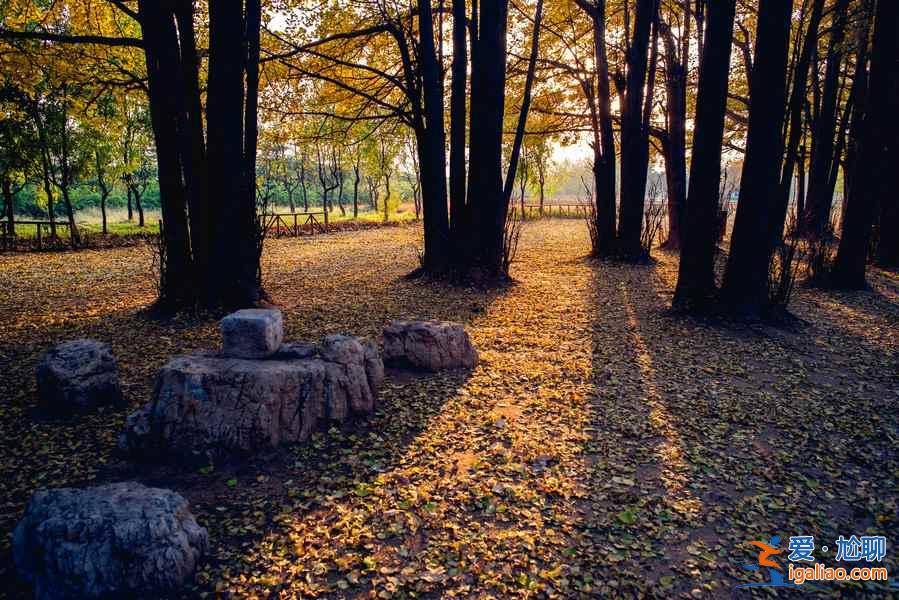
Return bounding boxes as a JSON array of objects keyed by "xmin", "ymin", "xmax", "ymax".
[
  {"xmin": 220, "ymin": 308, "xmax": 283, "ymax": 359},
  {"xmin": 382, "ymin": 320, "xmax": 479, "ymax": 371},
  {"xmin": 35, "ymin": 339, "xmax": 123, "ymax": 413},
  {"xmin": 13, "ymin": 482, "xmax": 207, "ymax": 600}
]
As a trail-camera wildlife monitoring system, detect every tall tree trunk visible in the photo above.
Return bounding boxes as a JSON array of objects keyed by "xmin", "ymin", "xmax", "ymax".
[
  {"xmin": 449, "ymin": 0, "xmax": 468, "ymax": 235},
  {"xmin": 672, "ymin": 0, "xmax": 737, "ymax": 311},
  {"xmin": 774, "ymin": 0, "xmax": 824, "ymax": 242},
  {"xmin": 31, "ymin": 103, "xmax": 57, "ymax": 238},
  {"xmin": 616, "ymin": 0, "xmax": 657, "ymax": 259},
  {"xmin": 576, "ymin": 0, "xmax": 617, "ymax": 257},
  {"xmin": 660, "ymin": 9, "xmax": 688, "ymax": 250},
  {"xmin": 352, "ymin": 156, "xmax": 360, "ymax": 219},
  {"xmin": 58, "ymin": 87, "xmax": 80, "ymax": 246},
  {"xmin": 416, "ymin": 18, "xmax": 448, "ymax": 258},
  {"xmin": 137, "ymin": 0, "xmax": 194, "ymax": 307},
  {"xmin": 174, "ymin": 0, "xmax": 211, "ymax": 292},
  {"xmin": 134, "ymin": 185, "xmax": 145, "ymax": 227},
  {"xmin": 207, "ymin": 0, "xmax": 259, "ymax": 309},
  {"xmin": 299, "ymin": 154, "xmax": 309, "ymax": 211},
  {"xmin": 804, "ymin": 0, "xmax": 851, "ymax": 237},
  {"xmin": 2, "ymin": 178, "xmax": 14, "ymax": 237},
  {"xmin": 721, "ymin": 0, "xmax": 794, "ymax": 316},
  {"xmin": 843, "ymin": 3, "xmax": 872, "ymax": 214},
  {"xmin": 126, "ymin": 186, "xmax": 133, "ymax": 221},
  {"xmin": 95, "ymin": 151, "xmax": 109, "ymax": 234},
  {"xmin": 834, "ymin": 0, "xmax": 899, "ymax": 282},
  {"xmin": 502, "ymin": 0, "xmax": 543, "ymax": 205},
  {"xmin": 463, "ymin": 0, "xmax": 509, "ymax": 276}
]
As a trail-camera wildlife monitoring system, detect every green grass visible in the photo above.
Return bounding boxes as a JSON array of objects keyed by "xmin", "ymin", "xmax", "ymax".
[
  {"xmin": 7, "ymin": 204, "xmax": 418, "ymax": 240},
  {"xmin": 8, "ymin": 220, "xmax": 160, "ymax": 239}
]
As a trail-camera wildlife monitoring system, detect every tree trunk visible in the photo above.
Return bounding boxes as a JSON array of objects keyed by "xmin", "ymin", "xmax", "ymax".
[
  {"xmin": 352, "ymin": 159, "xmax": 360, "ymax": 219},
  {"xmin": 660, "ymin": 14, "xmax": 688, "ymax": 250},
  {"xmin": 207, "ymin": 0, "xmax": 258, "ymax": 309},
  {"xmin": 299, "ymin": 156, "xmax": 309, "ymax": 211},
  {"xmin": 843, "ymin": 4, "xmax": 872, "ymax": 216},
  {"xmin": 412, "ymin": 0, "xmax": 452, "ymax": 272},
  {"xmin": 126, "ymin": 185, "xmax": 133, "ymax": 221},
  {"xmin": 132, "ymin": 184, "xmax": 145, "ymax": 227},
  {"xmin": 174, "ymin": 0, "xmax": 211, "ymax": 292},
  {"xmin": 834, "ymin": 0, "xmax": 899, "ymax": 282},
  {"xmin": 721, "ymin": 0, "xmax": 794, "ymax": 316},
  {"xmin": 672, "ymin": 0, "xmax": 737, "ymax": 311},
  {"xmin": 803, "ymin": 0, "xmax": 851, "ymax": 238},
  {"xmin": 502, "ymin": 0, "xmax": 543, "ymax": 206},
  {"xmin": 462, "ymin": 0, "xmax": 509, "ymax": 276},
  {"xmin": 2, "ymin": 178, "xmax": 14, "ymax": 237},
  {"xmin": 774, "ymin": 0, "xmax": 824, "ymax": 242},
  {"xmin": 138, "ymin": 0, "xmax": 195, "ymax": 308},
  {"xmin": 616, "ymin": 0, "xmax": 657, "ymax": 259},
  {"xmin": 449, "ymin": 0, "xmax": 468, "ymax": 235},
  {"xmin": 58, "ymin": 89, "xmax": 81, "ymax": 246}
]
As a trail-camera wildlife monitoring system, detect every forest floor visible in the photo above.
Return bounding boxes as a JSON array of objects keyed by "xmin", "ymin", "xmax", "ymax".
[{"xmin": 0, "ymin": 220, "xmax": 897, "ymax": 598}]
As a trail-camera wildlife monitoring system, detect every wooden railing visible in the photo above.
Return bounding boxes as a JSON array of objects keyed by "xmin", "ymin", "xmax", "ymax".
[
  {"xmin": 509, "ymin": 204, "xmax": 592, "ymax": 219},
  {"xmin": 0, "ymin": 218, "xmax": 76, "ymax": 250},
  {"xmin": 260, "ymin": 211, "xmax": 328, "ymax": 237}
]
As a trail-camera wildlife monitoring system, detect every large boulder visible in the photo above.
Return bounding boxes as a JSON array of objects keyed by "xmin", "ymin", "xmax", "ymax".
[
  {"xmin": 120, "ymin": 335, "xmax": 383, "ymax": 458},
  {"xmin": 36, "ymin": 339, "xmax": 123, "ymax": 413},
  {"xmin": 13, "ymin": 482, "xmax": 207, "ymax": 600},
  {"xmin": 382, "ymin": 320, "xmax": 478, "ymax": 371},
  {"xmin": 220, "ymin": 308, "xmax": 283, "ymax": 359}
]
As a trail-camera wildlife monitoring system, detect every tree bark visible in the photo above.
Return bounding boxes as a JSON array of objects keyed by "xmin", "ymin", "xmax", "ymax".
[
  {"xmin": 834, "ymin": 0, "xmax": 899, "ymax": 282},
  {"xmin": 207, "ymin": 0, "xmax": 259, "ymax": 309},
  {"xmin": 137, "ymin": 0, "xmax": 195, "ymax": 307},
  {"xmin": 449, "ymin": 0, "xmax": 468, "ymax": 235},
  {"xmin": 502, "ymin": 0, "xmax": 543, "ymax": 206},
  {"xmin": 721, "ymin": 0, "xmax": 794, "ymax": 316},
  {"xmin": 462, "ymin": 0, "xmax": 509, "ymax": 276},
  {"xmin": 774, "ymin": 0, "xmax": 824, "ymax": 243},
  {"xmin": 616, "ymin": 0, "xmax": 657, "ymax": 259},
  {"xmin": 660, "ymin": 8, "xmax": 688, "ymax": 250},
  {"xmin": 803, "ymin": 0, "xmax": 851, "ymax": 237},
  {"xmin": 672, "ymin": 0, "xmax": 737, "ymax": 312}
]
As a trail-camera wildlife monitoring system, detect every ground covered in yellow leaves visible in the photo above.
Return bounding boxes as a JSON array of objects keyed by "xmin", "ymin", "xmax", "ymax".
[{"xmin": 1, "ymin": 220, "xmax": 897, "ymax": 598}]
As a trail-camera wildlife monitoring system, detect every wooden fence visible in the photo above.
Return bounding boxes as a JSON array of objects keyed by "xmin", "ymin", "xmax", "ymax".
[
  {"xmin": 0, "ymin": 219, "xmax": 76, "ymax": 250},
  {"xmin": 260, "ymin": 211, "xmax": 328, "ymax": 237},
  {"xmin": 509, "ymin": 204, "xmax": 592, "ymax": 219}
]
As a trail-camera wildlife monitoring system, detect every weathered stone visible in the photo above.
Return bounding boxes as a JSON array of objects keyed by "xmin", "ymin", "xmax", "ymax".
[
  {"xmin": 120, "ymin": 336, "xmax": 382, "ymax": 457},
  {"xmin": 36, "ymin": 339, "xmax": 123, "ymax": 413},
  {"xmin": 13, "ymin": 482, "xmax": 207, "ymax": 600},
  {"xmin": 220, "ymin": 309, "xmax": 283, "ymax": 359},
  {"xmin": 382, "ymin": 320, "xmax": 478, "ymax": 371}
]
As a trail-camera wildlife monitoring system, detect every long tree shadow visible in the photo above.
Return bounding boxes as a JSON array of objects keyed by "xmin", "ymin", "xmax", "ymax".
[{"xmin": 576, "ymin": 256, "xmax": 899, "ymax": 598}]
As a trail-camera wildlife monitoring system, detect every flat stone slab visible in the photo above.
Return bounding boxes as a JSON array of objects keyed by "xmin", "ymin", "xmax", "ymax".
[
  {"xmin": 13, "ymin": 482, "xmax": 207, "ymax": 600},
  {"xmin": 36, "ymin": 339, "xmax": 123, "ymax": 413},
  {"xmin": 120, "ymin": 335, "xmax": 383, "ymax": 458},
  {"xmin": 220, "ymin": 308, "xmax": 283, "ymax": 359},
  {"xmin": 382, "ymin": 320, "xmax": 479, "ymax": 371}
]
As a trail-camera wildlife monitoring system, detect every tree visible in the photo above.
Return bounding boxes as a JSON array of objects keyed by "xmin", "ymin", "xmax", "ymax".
[
  {"xmin": 721, "ymin": 0, "xmax": 795, "ymax": 317},
  {"xmin": 803, "ymin": 0, "xmax": 852, "ymax": 237},
  {"xmin": 616, "ymin": 0, "xmax": 660, "ymax": 260},
  {"xmin": 672, "ymin": 0, "xmax": 738, "ymax": 312},
  {"xmin": 832, "ymin": 0, "xmax": 899, "ymax": 285}
]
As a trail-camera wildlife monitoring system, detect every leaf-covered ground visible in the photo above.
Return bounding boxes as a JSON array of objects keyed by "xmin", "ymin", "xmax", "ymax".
[{"xmin": 0, "ymin": 220, "xmax": 897, "ymax": 598}]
